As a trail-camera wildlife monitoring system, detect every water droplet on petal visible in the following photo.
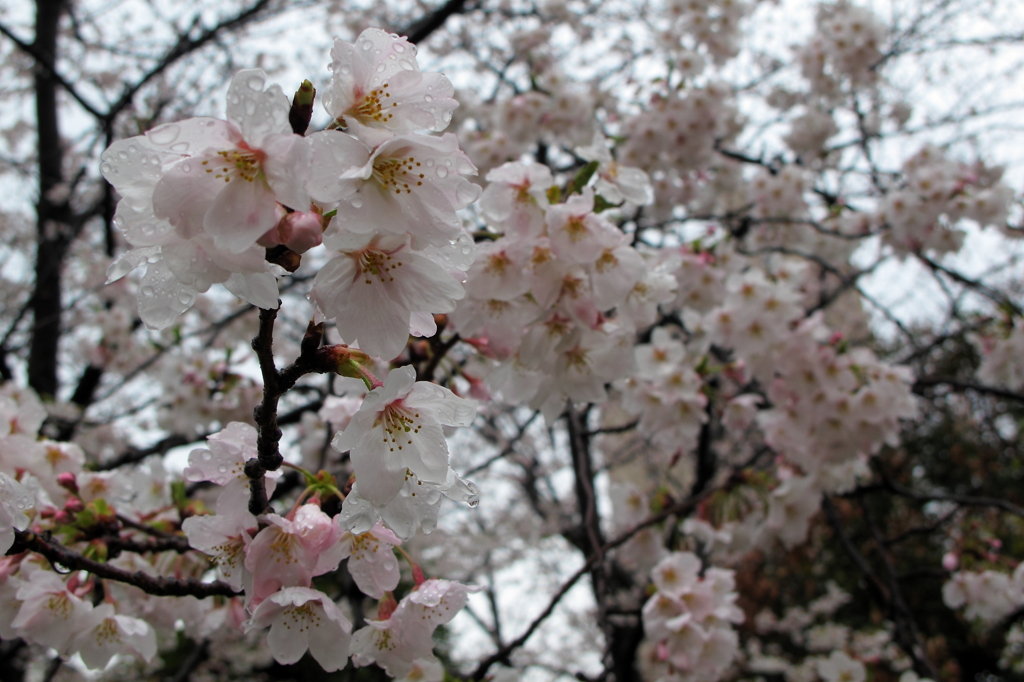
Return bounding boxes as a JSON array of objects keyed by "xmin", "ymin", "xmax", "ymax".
[
  {"xmin": 141, "ymin": 286, "xmax": 155, "ymax": 297},
  {"xmin": 394, "ymin": 43, "xmax": 405, "ymax": 53},
  {"xmin": 148, "ymin": 124, "xmax": 181, "ymax": 146},
  {"xmin": 340, "ymin": 65, "xmax": 351, "ymax": 75},
  {"xmin": 423, "ymin": 94, "xmax": 433, "ymax": 103},
  {"xmin": 467, "ymin": 498, "xmax": 480, "ymax": 508},
  {"xmin": 181, "ymin": 163, "xmax": 191, "ymax": 173},
  {"xmin": 248, "ymin": 75, "xmax": 265, "ymax": 91},
  {"xmin": 351, "ymin": 198, "xmax": 363, "ymax": 208},
  {"xmin": 376, "ymin": 64, "xmax": 386, "ymax": 73},
  {"xmin": 361, "ymin": 41, "xmax": 372, "ymax": 51},
  {"xmin": 436, "ymin": 167, "xmax": 448, "ymax": 178},
  {"xmin": 399, "ymin": 59, "xmax": 414, "ymax": 71}
]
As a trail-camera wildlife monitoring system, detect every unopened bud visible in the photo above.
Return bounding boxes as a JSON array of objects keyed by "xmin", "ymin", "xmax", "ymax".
[
  {"xmin": 56, "ymin": 471, "xmax": 78, "ymax": 494},
  {"xmin": 378, "ymin": 592, "xmax": 399, "ymax": 621},
  {"xmin": 279, "ymin": 210, "xmax": 323, "ymax": 254},
  {"xmin": 64, "ymin": 497, "xmax": 84, "ymax": 514},
  {"xmin": 289, "ymin": 80, "xmax": 317, "ymax": 135},
  {"xmin": 942, "ymin": 552, "xmax": 959, "ymax": 571},
  {"xmin": 411, "ymin": 563, "xmax": 426, "ymax": 586}
]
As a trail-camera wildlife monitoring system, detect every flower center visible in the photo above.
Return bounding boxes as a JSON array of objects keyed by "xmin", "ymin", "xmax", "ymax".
[
  {"xmin": 372, "ymin": 155, "xmax": 424, "ymax": 195},
  {"xmin": 355, "ymin": 248, "xmax": 404, "ymax": 285},
  {"xmin": 378, "ymin": 402, "xmax": 422, "ymax": 452},
  {"xmin": 202, "ymin": 146, "xmax": 265, "ymax": 184},
  {"xmin": 351, "ymin": 83, "xmax": 396, "ymax": 124}
]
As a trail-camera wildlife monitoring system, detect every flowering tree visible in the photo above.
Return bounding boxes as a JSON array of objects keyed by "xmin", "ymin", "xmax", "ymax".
[{"xmin": 1, "ymin": 0, "xmax": 1024, "ymax": 680}]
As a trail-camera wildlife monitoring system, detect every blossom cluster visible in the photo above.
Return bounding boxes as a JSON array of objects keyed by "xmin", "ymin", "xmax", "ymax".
[
  {"xmin": 640, "ymin": 552, "xmax": 744, "ymax": 682},
  {"xmin": 102, "ymin": 28, "xmax": 479, "ymax": 360},
  {"xmin": 449, "ymin": 159, "xmax": 670, "ymax": 421}
]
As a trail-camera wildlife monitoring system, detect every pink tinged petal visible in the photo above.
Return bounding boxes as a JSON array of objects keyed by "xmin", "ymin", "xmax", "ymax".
[
  {"xmin": 266, "ymin": 613, "xmax": 309, "ymax": 665},
  {"xmin": 307, "ymin": 130, "xmax": 372, "ymax": 203},
  {"xmin": 340, "ymin": 273, "xmax": 415, "ymax": 360},
  {"xmin": 347, "ymin": 533, "xmax": 401, "ymax": 599},
  {"xmin": 112, "ymin": 203, "xmax": 175, "ymax": 248},
  {"xmin": 225, "ymin": 69, "xmax": 291, "ymax": 148},
  {"xmin": 204, "ymin": 173, "xmax": 279, "ymax": 253},
  {"xmin": 351, "ymin": 433, "xmax": 407, "ymax": 506},
  {"xmin": 152, "ymin": 154, "xmax": 225, "ymax": 240},
  {"xmin": 387, "ymin": 251, "xmax": 465, "ymax": 313},
  {"xmin": 223, "ymin": 271, "xmax": 280, "ymax": 310},
  {"xmin": 261, "ymin": 133, "xmax": 311, "ymax": 210},
  {"xmin": 309, "ymin": 597, "xmax": 353, "ymax": 667},
  {"xmin": 137, "ymin": 260, "xmax": 196, "ymax": 330},
  {"xmin": 405, "ymin": 382, "xmax": 477, "ymax": 427},
  {"xmin": 162, "ymin": 241, "xmax": 229, "ymax": 292},
  {"xmin": 145, "ymin": 117, "xmax": 240, "ymax": 156}
]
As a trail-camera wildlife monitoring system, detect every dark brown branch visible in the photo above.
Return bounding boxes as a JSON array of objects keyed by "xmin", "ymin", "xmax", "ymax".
[
  {"xmin": 94, "ymin": 433, "xmax": 197, "ymax": 471},
  {"xmin": 0, "ymin": 19, "xmax": 104, "ymax": 118},
  {"xmin": 11, "ymin": 530, "xmax": 236, "ymax": 598},
  {"xmin": 879, "ymin": 475, "xmax": 1024, "ymax": 519},
  {"xmin": 103, "ymin": 0, "xmax": 277, "ymax": 124},
  {"xmin": 858, "ymin": 498, "xmax": 940, "ymax": 680},
  {"xmin": 471, "ymin": 484, "xmax": 716, "ymax": 680},
  {"xmin": 913, "ymin": 375, "xmax": 1024, "ymax": 404},
  {"xmin": 403, "ymin": 0, "xmax": 475, "ymax": 44},
  {"xmin": 248, "ymin": 318, "xmax": 349, "ymax": 515}
]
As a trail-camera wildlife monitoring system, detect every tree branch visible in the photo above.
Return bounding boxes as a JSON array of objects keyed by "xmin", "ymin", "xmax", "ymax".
[{"xmin": 11, "ymin": 530, "xmax": 236, "ymax": 598}]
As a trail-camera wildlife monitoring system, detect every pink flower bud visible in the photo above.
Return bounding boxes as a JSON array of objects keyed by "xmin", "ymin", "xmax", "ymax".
[
  {"xmin": 942, "ymin": 552, "xmax": 959, "ymax": 571},
  {"xmin": 53, "ymin": 510, "xmax": 72, "ymax": 525},
  {"xmin": 411, "ymin": 563, "xmax": 426, "ymax": 586},
  {"xmin": 377, "ymin": 592, "xmax": 398, "ymax": 620},
  {"xmin": 281, "ymin": 211, "xmax": 324, "ymax": 254},
  {"xmin": 64, "ymin": 497, "xmax": 84, "ymax": 513},
  {"xmin": 56, "ymin": 472, "xmax": 78, "ymax": 494}
]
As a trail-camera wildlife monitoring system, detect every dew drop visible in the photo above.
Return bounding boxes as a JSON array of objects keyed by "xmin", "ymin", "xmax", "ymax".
[
  {"xmin": 202, "ymin": 452, "xmax": 213, "ymax": 461},
  {"xmin": 148, "ymin": 123, "xmax": 181, "ymax": 145},
  {"xmin": 179, "ymin": 292, "xmax": 192, "ymax": 305},
  {"xmin": 340, "ymin": 65, "xmax": 351, "ymax": 75},
  {"xmin": 141, "ymin": 286, "xmax": 155, "ymax": 297},
  {"xmin": 247, "ymin": 75, "xmax": 265, "ymax": 91},
  {"xmin": 376, "ymin": 64, "xmax": 386, "ymax": 73},
  {"xmin": 170, "ymin": 142, "xmax": 190, "ymax": 152},
  {"xmin": 351, "ymin": 198, "xmax": 363, "ymax": 208},
  {"xmin": 436, "ymin": 167, "xmax": 448, "ymax": 178},
  {"xmin": 218, "ymin": 465, "xmax": 228, "ymax": 473},
  {"xmin": 117, "ymin": 151, "xmax": 128, "ymax": 160},
  {"xmin": 181, "ymin": 163, "xmax": 191, "ymax": 173},
  {"xmin": 360, "ymin": 40, "xmax": 372, "ymax": 51},
  {"xmin": 100, "ymin": 163, "xmax": 113, "ymax": 174},
  {"xmin": 423, "ymin": 94, "xmax": 433, "ymax": 103},
  {"xmin": 467, "ymin": 498, "xmax": 480, "ymax": 508},
  {"xmin": 393, "ymin": 43, "xmax": 405, "ymax": 53},
  {"xmin": 399, "ymin": 59, "xmax": 414, "ymax": 71}
]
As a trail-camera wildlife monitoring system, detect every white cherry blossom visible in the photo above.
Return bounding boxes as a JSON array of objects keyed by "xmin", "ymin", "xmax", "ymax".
[
  {"xmin": 332, "ymin": 366, "xmax": 476, "ymax": 507},
  {"xmin": 245, "ymin": 586, "xmax": 353, "ymax": 671}
]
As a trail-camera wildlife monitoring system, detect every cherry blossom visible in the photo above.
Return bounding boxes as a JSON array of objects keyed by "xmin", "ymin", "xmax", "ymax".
[
  {"xmin": 332, "ymin": 366, "xmax": 477, "ymax": 506},
  {"xmin": 323, "ymin": 29, "xmax": 458, "ymax": 135},
  {"xmin": 245, "ymin": 586, "xmax": 353, "ymax": 670},
  {"xmin": 73, "ymin": 603, "xmax": 158, "ymax": 670},
  {"xmin": 309, "ymin": 231, "xmax": 466, "ymax": 360}
]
